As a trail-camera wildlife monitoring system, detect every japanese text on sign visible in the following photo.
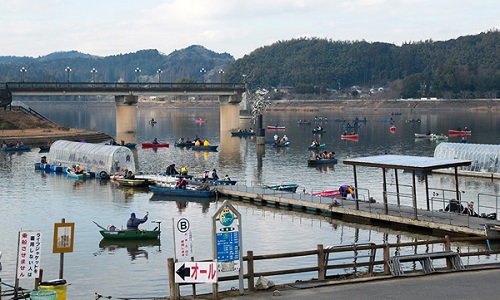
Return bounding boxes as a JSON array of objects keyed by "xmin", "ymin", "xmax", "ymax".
[
  {"xmin": 173, "ymin": 217, "xmax": 194, "ymax": 261},
  {"xmin": 174, "ymin": 262, "xmax": 217, "ymax": 283},
  {"xmin": 17, "ymin": 231, "xmax": 42, "ymax": 279}
]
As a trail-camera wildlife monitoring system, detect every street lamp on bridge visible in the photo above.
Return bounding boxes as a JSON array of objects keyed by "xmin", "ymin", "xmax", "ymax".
[
  {"xmin": 91, "ymin": 68, "xmax": 97, "ymax": 83},
  {"xmin": 157, "ymin": 69, "xmax": 162, "ymax": 83},
  {"xmin": 65, "ymin": 66, "xmax": 72, "ymax": 82},
  {"xmin": 200, "ymin": 68, "xmax": 207, "ymax": 83},
  {"xmin": 218, "ymin": 69, "xmax": 224, "ymax": 83},
  {"xmin": 20, "ymin": 67, "xmax": 27, "ymax": 82},
  {"xmin": 135, "ymin": 67, "xmax": 141, "ymax": 83}
]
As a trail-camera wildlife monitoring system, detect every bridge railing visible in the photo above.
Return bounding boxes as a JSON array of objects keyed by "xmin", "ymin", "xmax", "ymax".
[{"xmin": 5, "ymin": 82, "xmax": 245, "ymax": 93}]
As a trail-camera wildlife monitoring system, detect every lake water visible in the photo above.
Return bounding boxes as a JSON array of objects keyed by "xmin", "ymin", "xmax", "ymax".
[{"xmin": 1, "ymin": 101, "xmax": 499, "ymax": 298}]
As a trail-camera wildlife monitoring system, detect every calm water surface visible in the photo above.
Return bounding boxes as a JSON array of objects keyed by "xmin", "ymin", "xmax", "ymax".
[{"xmin": 1, "ymin": 101, "xmax": 499, "ymax": 298}]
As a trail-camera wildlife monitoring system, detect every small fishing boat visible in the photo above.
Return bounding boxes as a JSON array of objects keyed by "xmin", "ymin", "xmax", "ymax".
[
  {"xmin": 149, "ymin": 184, "xmax": 215, "ymax": 198},
  {"xmin": 312, "ymin": 190, "xmax": 342, "ymax": 198},
  {"xmin": 307, "ymin": 157, "xmax": 338, "ymax": 166},
  {"xmin": 39, "ymin": 145, "xmax": 50, "ymax": 152},
  {"xmin": 390, "ymin": 125, "xmax": 396, "ymax": 132},
  {"xmin": 1, "ymin": 145, "xmax": 31, "ymax": 152},
  {"xmin": 341, "ymin": 134, "xmax": 359, "ymax": 140},
  {"xmin": 314, "ymin": 118, "xmax": 328, "ymax": 122},
  {"xmin": 195, "ymin": 118, "xmax": 207, "ymax": 124},
  {"xmin": 343, "ymin": 124, "xmax": 360, "ymax": 129},
  {"xmin": 94, "ymin": 221, "xmax": 161, "ymax": 240},
  {"xmin": 380, "ymin": 118, "xmax": 394, "ymax": 123},
  {"xmin": 99, "ymin": 229, "xmax": 160, "ymax": 240},
  {"xmin": 434, "ymin": 134, "xmax": 448, "ymax": 141},
  {"xmin": 192, "ymin": 145, "xmax": 218, "ymax": 151},
  {"xmin": 312, "ymin": 128, "xmax": 326, "ymax": 134},
  {"xmin": 266, "ymin": 125, "xmax": 286, "ymax": 130},
  {"xmin": 149, "ymin": 120, "xmax": 157, "ymax": 125},
  {"xmin": 117, "ymin": 178, "xmax": 156, "ymax": 187},
  {"xmin": 142, "ymin": 142, "xmax": 169, "ymax": 148},
  {"xmin": 66, "ymin": 170, "xmax": 84, "ymax": 180},
  {"xmin": 192, "ymin": 177, "xmax": 237, "ymax": 186},
  {"xmin": 174, "ymin": 141, "xmax": 194, "ymax": 147},
  {"xmin": 308, "ymin": 143, "xmax": 325, "ymax": 150},
  {"xmin": 272, "ymin": 141, "xmax": 290, "ymax": 147},
  {"xmin": 231, "ymin": 131, "xmax": 256, "ymax": 136},
  {"xmin": 264, "ymin": 183, "xmax": 299, "ymax": 193},
  {"xmin": 448, "ymin": 129, "xmax": 472, "ymax": 135},
  {"xmin": 414, "ymin": 133, "xmax": 436, "ymax": 139},
  {"xmin": 334, "ymin": 118, "xmax": 346, "ymax": 122},
  {"xmin": 297, "ymin": 120, "xmax": 311, "ymax": 125}
]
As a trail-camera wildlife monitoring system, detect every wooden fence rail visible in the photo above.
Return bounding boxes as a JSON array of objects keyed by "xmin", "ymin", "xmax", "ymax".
[{"xmin": 169, "ymin": 235, "xmax": 500, "ymax": 299}]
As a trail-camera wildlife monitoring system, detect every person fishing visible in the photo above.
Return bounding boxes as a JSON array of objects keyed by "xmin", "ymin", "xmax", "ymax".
[{"xmin": 127, "ymin": 212, "xmax": 148, "ymax": 230}]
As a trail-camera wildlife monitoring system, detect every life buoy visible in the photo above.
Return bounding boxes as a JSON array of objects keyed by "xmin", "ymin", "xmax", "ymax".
[{"xmin": 99, "ymin": 171, "xmax": 109, "ymax": 179}]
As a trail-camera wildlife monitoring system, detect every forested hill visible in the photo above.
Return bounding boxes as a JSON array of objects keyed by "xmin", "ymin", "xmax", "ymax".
[
  {"xmin": 0, "ymin": 45, "xmax": 234, "ymax": 84},
  {"xmin": 225, "ymin": 30, "xmax": 499, "ymax": 99}
]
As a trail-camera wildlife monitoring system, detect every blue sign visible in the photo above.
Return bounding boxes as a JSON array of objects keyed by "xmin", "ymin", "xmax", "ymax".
[{"xmin": 216, "ymin": 231, "xmax": 239, "ymax": 262}]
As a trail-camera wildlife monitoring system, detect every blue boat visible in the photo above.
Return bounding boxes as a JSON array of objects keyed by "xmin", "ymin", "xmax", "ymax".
[
  {"xmin": 1, "ymin": 145, "xmax": 31, "ymax": 152},
  {"xmin": 264, "ymin": 183, "xmax": 299, "ymax": 193},
  {"xmin": 50, "ymin": 165, "xmax": 63, "ymax": 173},
  {"xmin": 307, "ymin": 157, "xmax": 338, "ymax": 166},
  {"xmin": 67, "ymin": 171, "xmax": 84, "ymax": 180},
  {"xmin": 308, "ymin": 143, "xmax": 325, "ymax": 150},
  {"xmin": 39, "ymin": 145, "xmax": 50, "ymax": 152},
  {"xmin": 192, "ymin": 177, "xmax": 237, "ymax": 186},
  {"xmin": 272, "ymin": 141, "xmax": 290, "ymax": 148},
  {"xmin": 174, "ymin": 141, "xmax": 194, "ymax": 147},
  {"xmin": 231, "ymin": 131, "xmax": 256, "ymax": 136},
  {"xmin": 343, "ymin": 124, "xmax": 360, "ymax": 129},
  {"xmin": 192, "ymin": 145, "xmax": 218, "ymax": 151},
  {"xmin": 149, "ymin": 185, "xmax": 215, "ymax": 198}
]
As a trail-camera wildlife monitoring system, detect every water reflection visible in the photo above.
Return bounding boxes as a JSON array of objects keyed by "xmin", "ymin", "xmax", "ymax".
[
  {"xmin": 149, "ymin": 194, "xmax": 214, "ymax": 213},
  {"xmin": 98, "ymin": 239, "xmax": 161, "ymax": 261}
]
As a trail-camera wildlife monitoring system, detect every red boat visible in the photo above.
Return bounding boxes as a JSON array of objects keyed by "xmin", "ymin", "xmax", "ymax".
[
  {"xmin": 141, "ymin": 142, "xmax": 169, "ymax": 148},
  {"xmin": 341, "ymin": 134, "xmax": 359, "ymax": 140},
  {"xmin": 390, "ymin": 126, "xmax": 396, "ymax": 132},
  {"xmin": 448, "ymin": 129, "xmax": 471, "ymax": 135},
  {"xmin": 266, "ymin": 125, "xmax": 286, "ymax": 130},
  {"xmin": 312, "ymin": 190, "xmax": 341, "ymax": 198},
  {"xmin": 195, "ymin": 118, "xmax": 207, "ymax": 124}
]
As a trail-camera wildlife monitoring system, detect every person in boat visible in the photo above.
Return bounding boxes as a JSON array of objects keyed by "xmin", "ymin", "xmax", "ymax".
[
  {"xmin": 40, "ymin": 156, "xmax": 47, "ymax": 164},
  {"xmin": 196, "ymin": 178, "xmax": 211, "ymax": 191},
  {"xmin": 179, "ymin": 166, "xmax": 188, "ymax": 175},
  {"xmin": 316, "ymin": 125, "xmax": 323, "ymax": 131},
  {"xmin": 194, "ymin": 139, "xmax": 201, "ymax": 147},
  {"xmin": 203, "ymin": 139, "xmax": 211, "ymax": 146},
  {"xmin": 124, "ymin": 169, "xmax": 135, "ymax": 179},
  {"xmin": 153, "ymin": 138, "xmax": 159, "ymax": 144},
  {"xmin": 1, "ymin": 140, "xmax": 7, "ymax": 149},
  {"xmin": 457, "ymin": 126, "xmax": 461, "ymax": 131},
  {"xmin": 177, "ymin": 137, "xmax": 184, "ymax": 144},
  {"xmin": 249, "ymin": 128, "xmax": 254, "ymax": 133},
  {"xmin": 321, "ymin": 151, "xmax": 328, "ymax": 159},
  {"xmin": 342, "ymin": 130, "xmax": 348, "ymax": 135},
  {"xmin": 224, "ymin": 174, "xmax": 231, "ymax": 181},
  {"xmin": 339, "ymin": 184, "xmax": 355, "ymax": 199},
  {"xmin": 273, "ymin": 133, "xmax": 279, "ymax": 144},
  {"xmin": 186, "ymin": 137, "xmax": 191, "ymax": 143},
  {"xmin": 463, "ymin": 201, "xmax": 478, "ymax": 217},
  {"xmin": 201, "ymin": 170, "xmax": 209, "ymax": 179},
  {"xmin": 444, "ymin": 199, "xmax": 465, "ymax": 213},
  {"xmin": 328, "ymin": 151, "xmax": 335, "ymax": 159},
  {"xmin": 176, "ymin": 177, "xmax": 187, "ymax": 189},
  {"xmin": 461, "ymin": 136, "xmax": 467, "ymax": 143},
  {"xmin": 166, "ymin": 164, "xmax": 179, "ymax": 176},
  {"xmin": 16, "ymin": 140, "xmax": 23, "ymax": 147},
  {"xmin": 209, "ymin": 169, "xmax": 219, "ymax": 180},
  {"xmin": 281, "ymin": 135, "xmax": 288, "ymax": 144},
  {"xmin": 74, "ymin": 164, "xmax": 84, "ymax": 174},
  {"xmin": 127, "ymin": 212, "xmax": 148, "ymax": 230}
]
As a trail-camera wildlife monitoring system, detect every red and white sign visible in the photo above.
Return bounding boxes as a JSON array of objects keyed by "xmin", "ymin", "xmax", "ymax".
[
  {"xmin": 17, "ymin": 231, "xmax": 42, "ymax": 279},
  {"xmin": 173, "ymin": 217, "xmax": 194, "ymax": 261},
  {"xmin": 174, "ymin": 261, "xmax": 217, "ymax": 283}
]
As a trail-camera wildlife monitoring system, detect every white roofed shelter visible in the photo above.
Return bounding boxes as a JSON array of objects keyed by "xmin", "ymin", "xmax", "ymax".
[
  {"xmin": 343, "ymin": 155, "xmax": 472, "ymax": 219},
  {"xmin": 47, "ymin": 140, "xmax": 135, "ymax": 175}
]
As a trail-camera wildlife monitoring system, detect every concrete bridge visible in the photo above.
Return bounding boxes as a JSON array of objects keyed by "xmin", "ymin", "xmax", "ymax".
[{"xmin": 1, "ymin": 82, "xmax": 247, "ymax": 141}]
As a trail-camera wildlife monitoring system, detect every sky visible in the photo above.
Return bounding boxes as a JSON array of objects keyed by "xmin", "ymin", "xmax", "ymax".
[{"xmin": 0, "ymin": 0, "xmax": 498, "ymax": 59}]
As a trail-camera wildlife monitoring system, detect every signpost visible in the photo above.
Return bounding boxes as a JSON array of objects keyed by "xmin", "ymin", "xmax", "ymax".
[
  {"xmin": 173, "ymin": 217, "xmax": 194, "ymax": 262},
  {"xmin": 53, "ymin": 218, "xmax": 74, "ymax": 279},
  {"xmin": 212, "ymin": 200, "xmax": 243, "ymax": 295},
  {"xmin": 15, "ymin": 231, "xmax": 42, "ymax": 294},
  {"xmin": 174, "ymin": 261, "xmax": 217, "ymax": 283}
]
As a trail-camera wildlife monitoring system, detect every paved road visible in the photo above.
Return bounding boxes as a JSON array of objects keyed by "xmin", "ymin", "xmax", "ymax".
[{"xmin": 222, "ymin": 267, "xmax": 500, "ymax": 300}]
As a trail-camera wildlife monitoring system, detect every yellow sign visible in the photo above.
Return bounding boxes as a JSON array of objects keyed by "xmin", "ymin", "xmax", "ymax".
[{"xmin": 53, "ymin": 222, "xmax": 75, "ymax": 253}]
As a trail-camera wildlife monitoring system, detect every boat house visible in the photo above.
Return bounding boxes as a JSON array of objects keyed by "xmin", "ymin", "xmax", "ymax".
[{"xmin": 47, "ymin": 140, "xmax": 135, "ymax": 176}]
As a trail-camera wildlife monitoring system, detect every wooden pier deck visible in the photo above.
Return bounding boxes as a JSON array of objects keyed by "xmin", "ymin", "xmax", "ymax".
[{"xmin": 216, "ymin": 185, "xmax": 499, "ymax": 236}]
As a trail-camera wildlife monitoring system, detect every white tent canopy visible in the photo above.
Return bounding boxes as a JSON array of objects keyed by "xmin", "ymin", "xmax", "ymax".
[
  {"xmin": 434, "ymin": 142, "xmax": 500, "ymax": 173},
  {"xmin": 47, "ymin": 140, "xmax": 135, "ymax": 175}
]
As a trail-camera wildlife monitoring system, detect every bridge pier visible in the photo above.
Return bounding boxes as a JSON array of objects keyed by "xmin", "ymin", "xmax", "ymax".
[
  {"xmin": 115, "ymin": 95, "xmax": 138, "ymax": 144},
  {"xmin": 219, "ymin": 95, "xmax": 241, "ymax": 133}
]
